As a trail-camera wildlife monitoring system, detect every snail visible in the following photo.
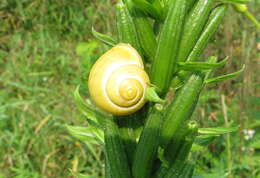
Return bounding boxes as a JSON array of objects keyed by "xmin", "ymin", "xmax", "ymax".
[{"xmin": 88, "ymin": 43, "xmax": 150, "ymax": 115}]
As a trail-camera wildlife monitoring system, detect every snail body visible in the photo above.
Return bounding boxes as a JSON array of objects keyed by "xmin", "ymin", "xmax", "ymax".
[{"xmin": 88, "ymin": 44, "xmax": 150, "ymax": 115}]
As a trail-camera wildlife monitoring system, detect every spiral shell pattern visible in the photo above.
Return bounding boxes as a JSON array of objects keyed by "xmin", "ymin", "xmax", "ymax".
[{"xmin": 88, "ymin": 44, "xmax": 150, "ymax": 115}]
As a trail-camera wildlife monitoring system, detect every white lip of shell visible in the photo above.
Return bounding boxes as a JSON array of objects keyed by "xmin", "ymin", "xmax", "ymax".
[{"xmin": 102, "ymin": 61, "xmax": 146, "ymax": 111}]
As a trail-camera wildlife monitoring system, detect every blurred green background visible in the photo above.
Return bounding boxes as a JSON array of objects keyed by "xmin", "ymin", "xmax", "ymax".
[{"xmin": 0, "ymin": 0, "xmax": 259, "ymax": 177}]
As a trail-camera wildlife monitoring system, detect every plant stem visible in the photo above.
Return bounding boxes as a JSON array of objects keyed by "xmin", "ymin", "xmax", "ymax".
[
  {"xmin": 221, "ymin": 94, "xmax": 232, "ymax": 178},
  {"xmin": 243, "ymin": 10, "xmax": 260, "ymax": 29}
]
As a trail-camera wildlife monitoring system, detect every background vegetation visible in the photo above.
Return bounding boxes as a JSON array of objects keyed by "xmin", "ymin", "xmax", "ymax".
[{"xmin": 0, "ymin": 0, "xmax": 259, "ymax": 177}]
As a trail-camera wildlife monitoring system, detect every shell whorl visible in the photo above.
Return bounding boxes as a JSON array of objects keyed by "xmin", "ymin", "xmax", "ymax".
[{"xmin": 88, "ymin": 44, "xmax": 150, "ymax": 115}]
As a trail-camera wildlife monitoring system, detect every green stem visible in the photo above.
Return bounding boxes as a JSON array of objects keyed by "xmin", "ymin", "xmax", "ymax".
[
  {"xmin": 221, "ymin": 94, "xmax": 232, "ymax": 178},
  {"xmin": 160, "ymin": 72, "xmax": 204, "ymax": 147},
  {"xmin": 163, "ymin": 122, "xmax": 198, "ymax": 178},
  {"xmin": 104, "ymin": 118, "xmax": 132, "ymax": 178},
  {"xmin": 105, "ymin": 152, "xmax": 112, "ymax": 178},
  {"xmin": 164, "ymin": 121, "xmax": 198, "ymax": 165},
  {"xmin": 116, "ymin": 113, "xmax": 143, "ymax": 167},
  {"xmin": 243, "ymin": 10, "xmax": 260, "ymax": 29},
  {"xmin": 150, "ymin": 0, "xmax": 187, "ymax": 95},
  {"xmin": 132, "ymin": 105, "xmax": 163, "ymax": 178}
]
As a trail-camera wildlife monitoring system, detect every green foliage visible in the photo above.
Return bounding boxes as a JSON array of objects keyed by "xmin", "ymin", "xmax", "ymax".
[
  {"xmin": 92, "ymin": 27, "xmax": 117, "ymax": 47},
  {"xmin": 150, "ymin": 0, "xmax": 187, "ymax": 94},
  {"xmin": 176, "ymin": 0, "xmax": 214, "ymax": 63},
  {"xmin": 131, "ymin": 0, "xmax": 164, "ymax": 21},
  {"xmin": 104, "ymin": 118, "xmax": 132, "ymax": 178},
  {"xmin": 205, "ymin": 65, "xmax": 245, "ymax": 84},
  {"xmin": 186, "ymin": 4, "xmax": 228, "ymax": 62},
  {"xmin": 73, "ymin": 86, "xmax": 107, "ymax": 128},
  {"xmin": 198, "ymin": 126, "xmax": 239, "ymax": 135},
  {"xmin": 132, "ymin": 106, "xmax": 163, "ymax": 178},
  {"xmin": 66, "ymin": 125, "xmax": 104, "ymax": 145},
  {"xmin": 116, "ymin": 1, "xmax": 142, "ymax": 53},
  {"xmin": 177, "ymin": 57, "xmax": 229, "ymax": 71},
  {"xmin": 129, "ymin": 5, "xmax": 158, "ymax": 61},
  {"xmin": 0, "ymin": 0, "xmax": 114, "ymax": 177}
]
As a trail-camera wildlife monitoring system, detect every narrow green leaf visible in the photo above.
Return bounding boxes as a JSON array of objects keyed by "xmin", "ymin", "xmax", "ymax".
[
  {"xmin": 150, "ymin": 0, "xmax": 186, "ymax": 95},
  {"xmin": 177, "ymin": 57, "xmax": 228, "ymax": 71},
  {"xmin": 66, "ymin": 125, "xmax": 104, "ymax": 145},
  {"xmin": 161, "ymin": 73, "xmax": 204, "ymax": 147},
  {"xmin": 116, "ymin": 1, "xmax": 142, "ymax": 53},
  {"xmin": 179, "ymin": 162, "xmax": 195, "ymax": 178},
  {"xmin": 186, "ymin": 5, "xmax": 227, "ymax": 62},
  {"xmin": 163, "ymin": 121, "xmax": 198, "ymax": 178},
  {"xmin": 220, "ymin": 0, "xmax": 248, "ymax": 4},
  {"xmin": 150, "ymin": 0, "xmax": 164, "ymax": 19},
  {"xmin": 176, "ymin": 0, "xmax": 214, "ymax": 63},
  {"xmin": 205, "ymin": 65, "xmax": 245, "ymax": 84},
  {"xmin": 204, "ymin": 56, "xmax": 218, "ymax": 80},
  {"xmin": 145, "ymin": 87, "xmax": 165, "ymax": 103},
  {"xmin": 105, "ymin": 118, "xmax": 132, "ymax": 178},
  {"xmin": 129, "ymin": 7, "xmax": 157, "ymax": 61},
  {"xmin": 171, "ymin": 56, "xmax": 217, "ymax": 89},
  {"xmin": 198, "ymin": 126, "xmax": 239, "ymax": 135},
  {"xmin": 74, "ymin": 86, "xmax": 109, "ymax": 129},
  {"xmin": 92, "ymin": 27, "xmax": 117, "ymax": 46},
  {"xmin": 164, "ymin": 120, "xmax": 198, "ymax": 165},
  {"xmin": 132, "ymin": 106, "xmax": 163, "ymax": 178},
  {"xmin": 235, "ymin": 6, "xmax": 260, "ymax": 29},
  {"xmin": 132, "ymin": 0, "xmax": 163, "ymax": 20},
  {"xmin": 194, "ymin": 135, "xmax": 218, "ymax": 146}
]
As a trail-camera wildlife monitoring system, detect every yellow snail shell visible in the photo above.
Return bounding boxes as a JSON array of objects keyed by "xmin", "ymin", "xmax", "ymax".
[{"xmin": 88, "ymin": 43, "xmax": 150, "ymax": 115}]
